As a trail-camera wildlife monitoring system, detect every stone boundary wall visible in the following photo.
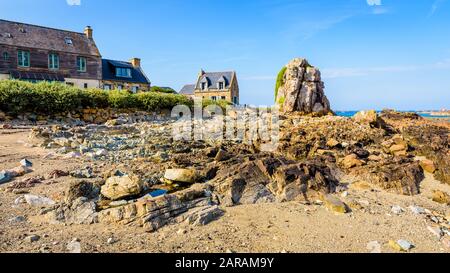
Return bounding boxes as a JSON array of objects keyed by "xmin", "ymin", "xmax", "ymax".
[{"xmin": 0, "ymin": 108, "xmax": 173, "ymax": 126}]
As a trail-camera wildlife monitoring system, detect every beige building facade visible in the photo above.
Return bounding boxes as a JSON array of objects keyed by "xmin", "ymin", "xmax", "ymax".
[{"xmin": 180, "ymin": 70, "xmax": 239, "ymax": 105}]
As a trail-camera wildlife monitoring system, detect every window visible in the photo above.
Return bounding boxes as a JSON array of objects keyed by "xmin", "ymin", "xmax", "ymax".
[
  {"xmin": 219, "ymin": 82, "xmax": 224, "ymax": 90},
  {"xmin": 77, "ymin": 57, "xmax": 86, "ymax": 72},
  {"xmin": 211, "ymin": 96, "xmax": 217, "ymax": 101},
  {"xmin": 131, "ymin": 86, "xmax": 139, "ymax": 93},
  {"xmin": 17, "ymin": 50, "xmax": 30, "ymax": 67},
  {"xmin": 2, "ymin": 52, "xmax": 8, "ymax": 61},
  {"xmin": 104, "ymin": 84, "xmax": 111, "ymax": 91},
  {"xmin": 115, "ymin": 67, "xmax": 132, "ymax": 78},
  {"xmin": 65, "ymin": 37, "xmax": 73, "ymax": 45},
  {"xmin": 221, "ymin": 96, "xmax": 226, "ymax": 100},
  {"xmin": 48, "ymin": 53, "xmax": 59, "ymax": 70},
  {"xmin": 201, "ymin": 82, "xmax": 207, "ymax": 90},
  {"xmin": 66, "ymin": 82, "xmax": 74, "ymax": 86},
  {"xmin": 117, "ymin": 85, "xmax": 123, "ymax": 90},
  {"xmin": 233, "ymin": 96, "xmax": 238, "ymax": 105},
  {"xmin": 84, "ymin": 83, "xmax": 88, "ymax": 89}
]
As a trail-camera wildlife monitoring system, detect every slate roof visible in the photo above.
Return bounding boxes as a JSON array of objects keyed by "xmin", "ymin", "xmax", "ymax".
[
  {"xmin": 195, "ymin": 71, "xmax": 234, "ymax": 90},
  {"xmin": 102, "ymin": 59, "xmax": 150, "ymax": 84},
  {"xmin": 179, "ymin": 84, "xmax": 196, "ymax": 95},
  {"xmin": 0, "ymin": 19, "xmax": 101, "ymax": 56}
]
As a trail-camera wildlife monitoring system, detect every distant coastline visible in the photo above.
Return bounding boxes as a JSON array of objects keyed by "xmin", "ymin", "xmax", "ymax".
[{"xmin": 335, "ymin": 110, "xmax": 450, "ymax": 121}]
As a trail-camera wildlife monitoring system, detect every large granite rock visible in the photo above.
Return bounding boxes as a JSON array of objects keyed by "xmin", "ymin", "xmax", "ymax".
[
  {"xmin": 101, "ymin": 175, "xmax": 144, "ymax": 201},
  {"xmin": 276, "ymin": 58, "xmax": 331, "ymax": 115}
]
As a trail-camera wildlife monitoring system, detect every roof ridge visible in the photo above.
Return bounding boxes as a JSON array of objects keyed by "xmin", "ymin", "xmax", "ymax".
[
  {"xmin": 204, "ymin": 71, "xmax": 234, "ymax": 74},
  {"xmin": 0, "ymin": 19, "xmax": 86, "ymax": 36},
  {"xmin": 103, "ymin": 58, "xmax": 132, "ymax": 64}
]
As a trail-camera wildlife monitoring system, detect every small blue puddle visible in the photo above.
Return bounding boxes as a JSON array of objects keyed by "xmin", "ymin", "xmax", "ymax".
[{"xmin": 148, "ymin": 189, "xmax": 168, "ymax": 198}]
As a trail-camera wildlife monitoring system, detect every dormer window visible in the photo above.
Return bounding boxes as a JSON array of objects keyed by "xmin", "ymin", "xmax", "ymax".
[
  {"xmin": 219, "ymin": 82, "xmax": 224, "ymax": 90},
  {"xmin": 201, "ymin": 82, "xmax": 207, "ymax": 90},
  {"xmin": 116, "ymin": 67, "xmax": 132, "ymax": 78},
  {"xmin": 65, "ymin": 37, "xmax": 73, "ymax": 45}
]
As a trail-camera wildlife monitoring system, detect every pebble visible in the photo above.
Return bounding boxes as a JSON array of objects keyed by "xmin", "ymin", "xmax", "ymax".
[
  {"xmin": 427, "ymin": 226, "xmax": 443, "ymax": 239},
  {"xmin": 177, "ymin": 228, "xmax": 187, "ymax": 235},
  {"xmin": 367, "ymin": 241, "xmax": 382, "ymax": 253},
  {"xmin": 67, "ymin": 239, "xmax": 81, "ymax": 253},
  {"xmin": 389, "ymin": 240, "xmax": 414, "ymax": 252},
  {"xmin": 20, "ymin": 159, "xmax": 33, "ymax": 167},
  {"xmin": 25, "ymin": 235, "xmax": 40, "ymax": 243},
  {"xmin": 8, "ymin": 216, "xmax": 26, "ymax": 223},
  {"xmin": 107, "ymin": 238, "xmax": 116, "ymax": 245},
  {"xmin": 409, "ymin": 205, "xmax": 425, "ymax": 215},
  {"xmin": 14, "ymin": 196, "xmax": 26, "ymax": 205},
  {"xmin": 442, "ymin": 237, "xmax": 450, "ymax": 249},
  {"xmin": 391, "ymin": 205, "xmax": 404, "ymax": 215}
]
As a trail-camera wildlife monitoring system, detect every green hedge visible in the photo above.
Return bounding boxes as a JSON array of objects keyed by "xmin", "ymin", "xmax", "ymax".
[{"xmin": 0, "ymin": 80, "xmax": 193, "ymax": 115}]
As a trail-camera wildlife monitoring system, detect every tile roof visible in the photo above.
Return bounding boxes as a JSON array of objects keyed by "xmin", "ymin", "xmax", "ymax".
[
  {"xmin": 179, "ymin": 84, "xmax": 196, "ymax": 95},
  {"xmin": 101, "ymin": 59, "xmax": 150, "ymax": 84},
  {"xmin": 0, "ymin": 19, "xmax": 101, "ymax": 56},
  {"xmin": 195, "ymin": 71, "xmax": 234, "ymax": 90}
]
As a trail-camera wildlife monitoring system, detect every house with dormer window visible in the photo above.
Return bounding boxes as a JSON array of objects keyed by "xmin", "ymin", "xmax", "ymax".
[
  {"xmin": 0, "ymin": 19, "xmax": 151, "ymax": 92},
  {"xmin": 180, "ymin": 70, "xmax": 239, "ymax": 104},
  {"xmin": 101, "ymin": 58, "xmax": 151, "ymax": 92}
]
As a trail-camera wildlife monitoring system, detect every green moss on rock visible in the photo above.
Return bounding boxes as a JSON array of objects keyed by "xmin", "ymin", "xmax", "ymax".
[{"xmin": 275, "ymin": 66, "xmax": 287, "ymax": 103}]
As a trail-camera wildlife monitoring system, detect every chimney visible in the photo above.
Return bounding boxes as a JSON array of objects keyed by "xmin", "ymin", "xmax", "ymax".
[
  {"xmin": 130, "ymin": 58, "xmax": 141, "ymax": 68},
  {"xmin": 84, "ymin": 26, "xmax": 93, "ymax": 39}
]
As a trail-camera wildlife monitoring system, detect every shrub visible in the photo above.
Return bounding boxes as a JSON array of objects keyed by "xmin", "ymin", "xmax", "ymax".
[
  {"xmin": 202, "ymin": 99, "xmax": 232, "ymax": 111},
  {"xmin": 137, "ymin": 92, "xmax": 193, "ymax": 111},
  {"xmin": 0, "ymin": 80, "xmax": 193, "ymax": 115},
  {"xmin": 150, "ymin": 86, "xmax": 177, "ymax": 94},
  {"xmin": 275, "ymin": 66, "xmax": 287, "ymax": 103}
]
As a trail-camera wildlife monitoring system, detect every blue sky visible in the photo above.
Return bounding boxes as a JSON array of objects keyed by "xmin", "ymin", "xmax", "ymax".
[{"xmin": 1, "ymin": 0, "xmax": 449, "ymax": 110}]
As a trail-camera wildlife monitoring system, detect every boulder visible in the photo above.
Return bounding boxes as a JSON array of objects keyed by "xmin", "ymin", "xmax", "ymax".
[
  {"xmin": 341, "ymin": 154, "xmax": 363, "ymax": 169},
  {"xmin": 419, "ymin": 159, "xmax": 436, "ymax": 174},
  {"xmin": 432, "ymin": 190, "xmax": 450, "ymax": 205},
  {"xmin": 164, "ymin": 169, "xmax": 199, "ymax": 183},
  {"xmin": 275, "ymin": 58, "xmax": 331, "ymax": 115},
  {"xmin": 65, "ymin": 181, "xmax": 100, "ymax": 203},
  {"xmin": 24, "ymin": 194, "xmax": 55, "ymax": 206},
  {"xmin": 184, "ymin": 205, "xmax": 224, "ymax": 226},
  {"xmin": 321, "ymin": 194, "xmax": 348, "ymax": 214},
  {"xmin": 0, "ymin": 170, "xmax": 11, "ymax": 184},
  {"xmin": 353, "ymin": 110, "xmax": 378, "ymax": 126},
  {"xmin": 326, "ymin": 138, "xmax": 340, "ymax": 148},
  {"xmin": 100, "ymin": 175, "xmax": 144, "ymax": 201},
  {"xmin": 390, "ymin": 144, "xmax": 408, "ymax": 156}
]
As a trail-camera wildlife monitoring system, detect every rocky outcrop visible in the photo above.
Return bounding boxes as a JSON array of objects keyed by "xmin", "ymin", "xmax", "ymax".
[{"xmin": 276, "ymin": 58, "xmax": 331, "ymax": 115}]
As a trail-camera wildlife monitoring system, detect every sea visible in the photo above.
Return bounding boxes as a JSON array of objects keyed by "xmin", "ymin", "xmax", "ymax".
[{"xmin": 335, "ymin": 111, "xmax": 450, "ymax": 121}]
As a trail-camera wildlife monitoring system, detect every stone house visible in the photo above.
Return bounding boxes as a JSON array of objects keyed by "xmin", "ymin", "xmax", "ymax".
[
  {"xmin": 101, "ymin": 58, "xmax": 151, "ymax": 93},
  {"xmin": 180, "ymin": 70, "xmax": 239, "ymax": 105},
  {"xmin": 0, "ymin": 19, "xmax": 150, "ymax": 92}
]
